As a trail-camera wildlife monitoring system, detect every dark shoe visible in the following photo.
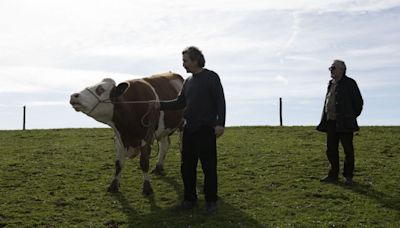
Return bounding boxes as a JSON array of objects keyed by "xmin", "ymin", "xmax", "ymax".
[
  {"xmin": 320, "ymin": 176, "xmax": 338, "ymax": 183},
  {"xmin": 344, "ymin": 177, "xmax": 353, "ymax": 186},
  {"xmin": 174, "ymin": 200, "xmax": 198, "ymax": 211},
  {"xmin": 205, "ymin": 202, "xmax": 217, "ymax": 215}
]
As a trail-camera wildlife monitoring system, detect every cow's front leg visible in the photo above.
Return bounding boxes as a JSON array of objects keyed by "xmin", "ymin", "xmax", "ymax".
[
  {"xmin": 140, "ymin": 144, "xmax": 153, "ymax": 196},
  {"xmin": 108, "ymin": 135, "xmax": 125, "ymax": 193},
  {"xmin": 107, "ymin": 159, "xmax": 124, "ymax": 193},
  {"xmin": 152, "ymin": 136, "xmax": 170, "ymax": 176}
]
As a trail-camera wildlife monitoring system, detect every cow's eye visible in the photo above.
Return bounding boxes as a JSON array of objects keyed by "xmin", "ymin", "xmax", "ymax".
[{"xmin": 96, "ymin": 86, "xmax": 105, "ymax": 96}]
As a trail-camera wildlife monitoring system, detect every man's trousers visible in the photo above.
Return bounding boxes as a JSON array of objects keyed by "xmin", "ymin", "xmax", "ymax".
[
  {"xmin": 181, "ymin": 126, "xmax": 218, "ymax": 203},
  {"xmin": 326, "ymin": 120, "xmax": 355, "ymax": 178}
]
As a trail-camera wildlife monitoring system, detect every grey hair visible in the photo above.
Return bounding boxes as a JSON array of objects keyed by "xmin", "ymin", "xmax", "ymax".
[{"xmin": 334, "ymin": 59, "xmax": 347, "ymax": 75}]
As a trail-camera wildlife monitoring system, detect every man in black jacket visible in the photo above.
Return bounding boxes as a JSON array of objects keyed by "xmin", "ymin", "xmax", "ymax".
[
  {"xmin": 160, "ymin": 46, "xmax": 226, "ymax": 214},
  {"xmin": 317, "ymin": 60, "xmax": 363, "ymax": 185}
]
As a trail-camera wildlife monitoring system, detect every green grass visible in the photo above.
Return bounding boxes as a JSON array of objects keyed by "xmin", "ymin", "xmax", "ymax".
[{"xmin": 1, "ymin": 126, "xmax": 399, "ymax": 227}]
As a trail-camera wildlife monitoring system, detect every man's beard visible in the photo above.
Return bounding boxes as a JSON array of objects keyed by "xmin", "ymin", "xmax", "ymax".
[{"xmin": 185, "ymin": 67, "xmax": 192, "ymax": 73}]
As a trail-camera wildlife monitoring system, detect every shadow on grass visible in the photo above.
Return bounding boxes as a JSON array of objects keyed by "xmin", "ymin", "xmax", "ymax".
[
  {"xmin": 342, "ymin": 182, "xmax": 400, "ymax": 211},
  {"xmin": 108, "ymin": 175, "xmax": 265, "ymax": 228}
]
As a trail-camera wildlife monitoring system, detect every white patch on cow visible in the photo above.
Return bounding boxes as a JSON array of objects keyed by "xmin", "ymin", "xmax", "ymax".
[
  {"xmin": 70, "ymin": 78, "xmax": 115, "ymax": 125},
  {"xmin": 103, "ymin": 78, "xmax": 116, "ymax": 84},
  {"xmin": 113, "ymin": 128, "xmax": 125, "ymax": 160},
  {"xmin": 155, "ymin": 111, "xmax": 166, "ymax": 138},
  {"xmin": 155, "ymin": 111, "xmax": 176, "ymax": 140},
  {"xmin": 113, "ymin": 130, "xmax": 126, "ymax": 182},
  {"xmin": 169, "ymin": 78, "xmax": 183, "ymax": 92},
  {"xmin": 89, "ymin": 103, "xmax": 114, "ymax": 125},
  {"xmin": 156, "ymin": 136, "xmax": 170, "ymax": 167}
]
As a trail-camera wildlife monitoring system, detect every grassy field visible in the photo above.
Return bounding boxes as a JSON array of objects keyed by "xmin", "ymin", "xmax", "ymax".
[{"xmin": 0, "ymin": 126, "xmax": 399, "ymax": 227}]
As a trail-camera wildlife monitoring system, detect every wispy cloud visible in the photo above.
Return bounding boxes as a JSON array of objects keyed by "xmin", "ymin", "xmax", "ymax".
[{"xmin": 274, "ymin": 75, "xmax": 289, "ymax": 85}]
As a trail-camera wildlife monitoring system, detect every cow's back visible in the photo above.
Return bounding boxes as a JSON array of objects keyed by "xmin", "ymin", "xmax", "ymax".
[
  {"xmin": 144, "ymin": 72, "xmax": 183, "ymax": 99},
  {"xmin": 143, "ymin": 72, "xmax": 184, "ymax": 129}
]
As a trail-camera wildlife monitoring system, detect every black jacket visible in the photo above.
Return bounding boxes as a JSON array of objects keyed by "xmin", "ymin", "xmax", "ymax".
[
  {"xmin": 317, "ymin": 75, "xmax": 363, "ymax": 132},
  {"xmin": 160, "ymin": 69, "xmax": 226, "ymax": 132}
]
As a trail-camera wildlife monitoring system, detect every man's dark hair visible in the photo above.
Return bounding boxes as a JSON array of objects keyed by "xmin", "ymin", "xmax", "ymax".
[{"xmin": 182, "ymin": 46, "xmax": 205, "ymax": 67}]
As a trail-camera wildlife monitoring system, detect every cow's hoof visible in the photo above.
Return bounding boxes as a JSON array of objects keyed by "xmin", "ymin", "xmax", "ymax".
[
  {"xmin": 107, "ymin": 180, "xmax": 120, "ymax": 193},
  {"xmin": 151, "ymin": 165, "xmax": 166, "ymax": 176},
  {"xmin": 142, "ymin": 181, "xmax": 154, "ymax": 196}
]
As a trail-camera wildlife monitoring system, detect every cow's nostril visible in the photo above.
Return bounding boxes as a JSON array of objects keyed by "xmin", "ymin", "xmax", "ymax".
[{"xmin": 72, "ymin": 93, "xmax": 80, "ymax": 98}]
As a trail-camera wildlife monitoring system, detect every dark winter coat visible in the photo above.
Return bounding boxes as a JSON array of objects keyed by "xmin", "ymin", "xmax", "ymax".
[{"xmin": 317, "ymin": 75, "xmax": 363, "ymax": 132}]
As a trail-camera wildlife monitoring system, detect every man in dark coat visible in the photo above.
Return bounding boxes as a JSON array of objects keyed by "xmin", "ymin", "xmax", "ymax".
[
  {"xmin": 317, "ymin": 60, "xmax": 363, "ymax": 185},
  {"xmin": 160, "ymin": 46, "xmax": 226, "ymax": 215}
]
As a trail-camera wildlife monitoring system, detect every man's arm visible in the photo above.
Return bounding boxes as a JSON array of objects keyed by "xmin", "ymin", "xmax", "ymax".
[
  {"xmin": 215, "ymin": 76, "xmax": 226, "ymax": 127},
  {"xmin": 213, "ymin": 75, "xmax": 226, "ymax": 137},
  {"xmin": 351, "ymin": 80, "xmax": 363, "ymax": 117},
  {"xmin": 160, "ymin": 82, "xmax": 187, "ymax": 111}
]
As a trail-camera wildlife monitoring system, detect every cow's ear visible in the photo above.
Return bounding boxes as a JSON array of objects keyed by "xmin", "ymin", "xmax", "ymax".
[{"xmin": 111, "ymin": 82, "xmax": 129, "ymax": 98}]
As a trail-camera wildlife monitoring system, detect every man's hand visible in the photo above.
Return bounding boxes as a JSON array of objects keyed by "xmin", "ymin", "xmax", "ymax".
[{"xmin": 214, "ymin": 125, "xmax": 225, "ymax": 138}]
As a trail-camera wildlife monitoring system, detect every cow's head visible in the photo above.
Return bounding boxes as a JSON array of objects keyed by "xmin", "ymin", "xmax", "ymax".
[{"xmin": 70, "ymin": 78, "xmax": 117, "ymax": 124}]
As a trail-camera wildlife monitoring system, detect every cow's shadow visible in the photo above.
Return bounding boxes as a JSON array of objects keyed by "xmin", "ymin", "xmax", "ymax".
[{"xmin": 110, "ymin": 175, "xmax": 265, "ymax": 228}]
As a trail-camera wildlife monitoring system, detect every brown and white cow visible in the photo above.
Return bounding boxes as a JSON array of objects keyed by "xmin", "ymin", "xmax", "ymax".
[{"xmin": 69, "ymin": 72, "xmax": 183, "ymax": 195}]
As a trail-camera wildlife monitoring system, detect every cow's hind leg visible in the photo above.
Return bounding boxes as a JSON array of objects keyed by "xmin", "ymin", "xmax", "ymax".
[
  {"xmin": 141, "ymin": 144, "xmax": 154, "ymax": 196},
  {"xmin": 152, "ymin": 136, "xmax": 170, "ymax": 176}
]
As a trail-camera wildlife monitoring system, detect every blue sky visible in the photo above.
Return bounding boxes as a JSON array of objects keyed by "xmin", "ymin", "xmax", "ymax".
[{"xmin": 0, "ymin": 0, "xmax": 399, "ymax": 129}]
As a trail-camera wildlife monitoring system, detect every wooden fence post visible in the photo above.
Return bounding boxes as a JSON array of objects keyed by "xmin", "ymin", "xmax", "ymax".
[
  {"xmin": 279, "ymin": 98, "xmax": 283, "ymax": 126},
  {"xmin": 23, "ymin": 106, "xmax": 26, "ymax": 130}
]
